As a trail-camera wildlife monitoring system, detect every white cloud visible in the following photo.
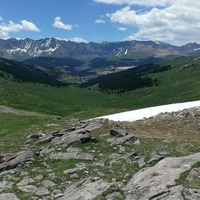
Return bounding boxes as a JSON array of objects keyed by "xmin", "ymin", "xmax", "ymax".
[
  {"xmin": 52, "ymin": 17, "xmax": 73, "ymax": 30},
  {"xmin": 56, "ymin": 37, "xmax": 88, "ymax": 43},
  {"xmin": 69, "ymin": 37, "xmax": 88, "ymax": 43},
  {"xmin": 0, "ymin": 17, "xmax": 3, "ymax": 21},
  {"xmin": 95, "ymin": 19, "xmax": 105, "ymax": 24},
  {"xmin": 94, "ymin": 0, "xmax": 172, "ymax": 7},
  {"xmin": 0, "ymin": 20, "xmax": 40, "ymax": 39},
  {"xmin": 118, "ymin": 27, "xmax": 127, "ymax": 31},
  {"xmin": 104, "ymin": 1, "xmax": 200, "ymax": 45}
]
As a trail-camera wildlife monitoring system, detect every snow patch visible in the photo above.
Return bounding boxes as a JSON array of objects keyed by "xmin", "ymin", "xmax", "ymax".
[
  {"xmin": 7, "ymin": 40, "xmax": 59, "ymax": 57},
  {"xmin": 97, "ymin": 100, "xmax": 200, "ymax": 122},
  {"xmin": 194, "ymin": 48, "xmax": 200, "ymax": 52},
  {"xmin": 194, "ymin": 57, "xmax": 200, "ymax": 61},
  {"xmin": 115, "ymin": 48, "xmax": 123, "ymax": 57}
]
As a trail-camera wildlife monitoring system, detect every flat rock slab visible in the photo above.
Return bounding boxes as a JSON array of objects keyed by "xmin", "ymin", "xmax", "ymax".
[
  {"xmin": 107, "ymin": 134, "xmax": 138, "ymax": 145},
  {"xmin": 0, "ymin": 193, "xmax": 19, "ymax": 200},
  {"xmin": 50, "ymin": 152, "xmax": 94, "ymax": 161},
  {"xmin": 57, "ymin": 178, "xmax": 118, "ymax": 200},
  {"xmin": 18, "ymin": 185, "xmax": 50, "ymax": 196},
  {"xmin": 16, "ymin": 177, "xmax": 34, "ymax": 186},
  {"xmin": 123, "ymin": 152, "xmax": 200, "ymax": 200},
  {"xmin": 81, "ymin": 119, "xmax": 107, "ymax": 130},
  {"xmin": 37, "ymin": 129, "xmax": 96, "ymax": 152},
  {"xmin": 0, "ymin": 181, "xmax": 14, "ymax": 192},
  {"xmin": 64, "ymin": 166, "xmax": 87, "ymax": 175}
]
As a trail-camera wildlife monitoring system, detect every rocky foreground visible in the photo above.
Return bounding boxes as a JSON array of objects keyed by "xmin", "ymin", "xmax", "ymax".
[{"xmin": 1, "ymin": 107, "xmax": 200, "ymax": 199}]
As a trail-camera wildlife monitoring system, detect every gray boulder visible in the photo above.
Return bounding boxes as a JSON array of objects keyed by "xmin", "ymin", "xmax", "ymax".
[
  {"xmin": 0, "ymin": 151, "xmax": 34, "ymax": 172},
  {"xmin": 16, "ymin": 177, "xmax": 34, "ymax": 186},
  {"xmin": 107, "ymin": 129, "xmax": 138, "ymax": 145},
  {"xmin": 37, "ymin": 129, "xmax": 96, "ymax": 153},
  {"xmin": 0, "ymin": 193, "xmax": 19, "ymax": 200},
  {"xmin": 64, "ymin": 165, "xmax": 87, "ymax": 175},
  {"xmin": 110, "ymin": 129, "xmax": 128, "ymax": 137},
  {"xmin": 0, "ymin": 181, "xmax": 14, "ymax": 193},
  {"xmin": 183, "ymin": 188, "xmax": 200, "ymax": 200},
  {"xmin": 51, "ymin": 129, "xmax": 94, "ymax": 147},
  {"xmin": 107, "ymin": 134, "xmax": 138, "ymax": 145},
  {"xmin": 123, "ymin": 152, "xmax": 200, "ymax": 200}
]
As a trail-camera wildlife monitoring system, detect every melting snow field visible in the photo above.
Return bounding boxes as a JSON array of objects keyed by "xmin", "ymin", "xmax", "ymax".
[{"xmin": 98, "ymin": 100, "xmax": 200, "ymax": 122}]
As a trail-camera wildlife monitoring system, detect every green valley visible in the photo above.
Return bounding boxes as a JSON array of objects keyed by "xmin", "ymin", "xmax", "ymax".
[{"xmin": 1, "ymin": 56, "xmax": 200, "ymax": 118}]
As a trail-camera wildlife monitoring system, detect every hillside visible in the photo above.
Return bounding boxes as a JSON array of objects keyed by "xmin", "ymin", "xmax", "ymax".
[
  {"xmin": 1, "ymin": 105, "xmax": 200, "ymax": 199},
  {"xmin": 82, "ymin": 56, "xmax": 200, "ymax": 97},
  {"xmin": 0, "ymin": 57, "xmax": 68, "ymax": 87}
]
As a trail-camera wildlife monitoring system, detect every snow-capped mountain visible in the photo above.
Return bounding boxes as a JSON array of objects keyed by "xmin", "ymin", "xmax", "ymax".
[{"xmin": 0, "ymin": 38, "xmax": 200, "ymax": 60}]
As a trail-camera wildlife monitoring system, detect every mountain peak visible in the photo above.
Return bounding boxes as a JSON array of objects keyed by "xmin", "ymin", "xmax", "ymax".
[{"xmin": 0, "ymin": 38, "xmax": 199, "ymax": 60}]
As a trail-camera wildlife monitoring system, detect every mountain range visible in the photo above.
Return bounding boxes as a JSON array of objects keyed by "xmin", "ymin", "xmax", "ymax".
[{"xmin": 1, "ymin": 38, "xmax": 200, "ymax": 61}]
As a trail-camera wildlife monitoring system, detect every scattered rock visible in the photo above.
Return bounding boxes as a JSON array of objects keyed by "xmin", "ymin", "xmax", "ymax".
[{"xmin": 2, "ymin": 111, "xmax": 200, "ymax": 200}]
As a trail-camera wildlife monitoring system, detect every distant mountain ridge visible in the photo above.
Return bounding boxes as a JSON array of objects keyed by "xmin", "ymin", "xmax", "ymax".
[{"xmin": 0, "ymin": 38, "xmax": 200, "ymax": 60}]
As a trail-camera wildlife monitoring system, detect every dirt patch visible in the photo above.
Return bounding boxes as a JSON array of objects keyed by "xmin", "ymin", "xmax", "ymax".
[{"xmin": 0, "ymin": 105, "xmax": 46, "ymax": 116}]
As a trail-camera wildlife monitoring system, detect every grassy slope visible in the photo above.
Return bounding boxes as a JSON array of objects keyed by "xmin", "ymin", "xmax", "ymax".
[{"xmin": 0, "ymin": 113, "xmax": 50, "ymax": 153}]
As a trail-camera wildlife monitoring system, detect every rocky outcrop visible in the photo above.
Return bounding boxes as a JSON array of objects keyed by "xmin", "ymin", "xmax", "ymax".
[
  {"xmin": 123, "ymin": 152, "xmax": 200, "ymax": 200},
  {"xmin": 27, "ymin": 119, "xmax": 103, "ymax": 153},
  {"xmin": 0, "ymin": 151, "xmax": 34, "ymax": 172},
  {"xmin": 107, "ymin": 129, "xmax": 138, "ymax": 145}
]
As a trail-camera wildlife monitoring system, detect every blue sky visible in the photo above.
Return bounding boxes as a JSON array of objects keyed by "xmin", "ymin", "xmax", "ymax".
[{"xmin": 0, "ymin": 0, "xmax": 199, "ymax": 45}]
